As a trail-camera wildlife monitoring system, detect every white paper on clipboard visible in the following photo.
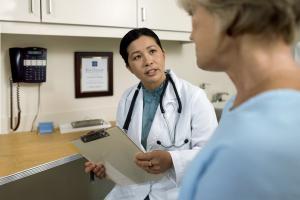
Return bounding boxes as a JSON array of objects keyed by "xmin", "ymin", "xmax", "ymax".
[{"xmin": 71, "ymin": 126, "xmax": 163, "ymax": 185}]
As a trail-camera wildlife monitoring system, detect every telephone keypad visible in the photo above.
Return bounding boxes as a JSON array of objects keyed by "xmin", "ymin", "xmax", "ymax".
[{"xmin": 24, "ymin": 65, "xmax": 46, "ymax": 82}]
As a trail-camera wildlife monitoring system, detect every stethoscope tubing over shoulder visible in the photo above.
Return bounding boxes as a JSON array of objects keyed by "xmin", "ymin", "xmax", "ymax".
[
  {"xmin": 160, "ymin": 73, "xmax": 182, "ymax": 114},
  {"xmin": 122, "ymin": 71, "xmax": 188, "ymax": 149},
  {"xmin": 123, "ymin": 82, "xmax": 142, "ymax": 131}
]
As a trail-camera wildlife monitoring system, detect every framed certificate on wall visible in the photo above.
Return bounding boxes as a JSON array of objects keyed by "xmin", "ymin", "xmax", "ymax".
[{"xmin": 74, "ymin": 52, "xmax": 113, "ymax": 98}]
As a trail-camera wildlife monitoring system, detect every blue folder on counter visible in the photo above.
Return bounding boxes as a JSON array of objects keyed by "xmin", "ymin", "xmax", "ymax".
[{"xmin": 38, "ymin": 122, "xmax": 54, "ymax": 134}]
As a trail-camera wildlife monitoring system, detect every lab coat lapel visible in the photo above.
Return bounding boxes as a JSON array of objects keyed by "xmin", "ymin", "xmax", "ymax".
[{"xmin": 128, "ymin": 89, "xmax": 144, "ymax": 150}]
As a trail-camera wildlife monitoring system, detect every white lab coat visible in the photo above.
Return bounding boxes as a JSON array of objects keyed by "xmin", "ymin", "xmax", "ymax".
[{"xmin": 105, "ymin": 70, "xmax": 217, "ymax": 200}]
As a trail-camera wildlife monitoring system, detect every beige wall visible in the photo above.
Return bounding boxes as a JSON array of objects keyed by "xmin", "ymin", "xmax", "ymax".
[{"xmin": 0, "ymin": 34, "xmax": 235, "ymax": 133}]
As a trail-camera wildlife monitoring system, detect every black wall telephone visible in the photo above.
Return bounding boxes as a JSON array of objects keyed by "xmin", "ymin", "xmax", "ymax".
[
  {"xmin": 9, "ymin": 47, "xmax": 47, "ymax": 131},
  {"xmin": 9, "ymin": 47, "xmax": 47, "ymax": 83}
]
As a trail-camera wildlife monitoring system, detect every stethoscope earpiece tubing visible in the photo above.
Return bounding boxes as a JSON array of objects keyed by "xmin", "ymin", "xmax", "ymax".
[
  {"xmin": 168, "ymin": 73, "xmax": 182, "ymax": 113},
  {"xmin": 159, "ymin": 74, "xmax": 169, "ymax": 114}
]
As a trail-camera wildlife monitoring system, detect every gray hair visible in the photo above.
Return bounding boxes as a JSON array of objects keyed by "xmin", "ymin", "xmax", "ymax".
[{"xmin": 178, "ymin": 0, "xmax": 300, "ymax": 43}]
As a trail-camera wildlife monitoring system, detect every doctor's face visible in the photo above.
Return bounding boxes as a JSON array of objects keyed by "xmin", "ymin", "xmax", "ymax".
[{"xmin": 127, "ymin": 36, "xmax": 166, "ymax": 90}]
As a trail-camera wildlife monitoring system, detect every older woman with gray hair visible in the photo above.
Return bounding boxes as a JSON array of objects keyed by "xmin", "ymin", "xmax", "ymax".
[{"xmin": 178, "ymin": 0, "xmax": 300, "ymax": 199}]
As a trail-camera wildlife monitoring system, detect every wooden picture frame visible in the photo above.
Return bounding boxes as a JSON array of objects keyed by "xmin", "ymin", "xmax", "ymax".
[{"xmin": 74, "ymin": 52, "xmax": 113, "ymax": 98}]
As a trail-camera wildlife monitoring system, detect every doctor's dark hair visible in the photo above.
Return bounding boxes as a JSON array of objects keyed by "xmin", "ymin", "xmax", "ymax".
[
  {"xmin": 119, "ymin": 28, "xmax": 163, "ymax": 66},
  {"xmin": 179, "ymin": 0, "xmax": 300, "ymax": 44}
]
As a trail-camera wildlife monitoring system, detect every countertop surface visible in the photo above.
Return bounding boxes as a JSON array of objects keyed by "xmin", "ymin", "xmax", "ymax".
[{"xmin": 0, "ymin": 129, "xmax": 86, "ymax": 177}]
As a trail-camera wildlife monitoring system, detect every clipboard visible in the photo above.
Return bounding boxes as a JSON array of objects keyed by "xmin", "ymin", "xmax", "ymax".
[{"xmin": 71, "ymin": 126, "xmax": 163, "ymax": 185}]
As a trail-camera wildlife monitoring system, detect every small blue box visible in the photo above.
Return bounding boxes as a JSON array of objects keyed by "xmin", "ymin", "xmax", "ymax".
[{"xmin": 38, "ymin": 122, "xmax": 54, "ymax": 134}]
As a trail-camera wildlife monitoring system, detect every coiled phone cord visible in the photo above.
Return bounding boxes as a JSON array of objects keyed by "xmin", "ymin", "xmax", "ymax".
[{"xmin": 10, "ymin": 78, "xmax": 21, "ymax": 131}]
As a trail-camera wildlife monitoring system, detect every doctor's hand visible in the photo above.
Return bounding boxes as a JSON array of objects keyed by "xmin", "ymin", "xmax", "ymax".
[
  {"xmin": 84, "ymin": 161, "xmax": 106, "ymax": 179},
  {"xmin": 134, "ymin": 150, "xmax": 173, "ymax": 174}
]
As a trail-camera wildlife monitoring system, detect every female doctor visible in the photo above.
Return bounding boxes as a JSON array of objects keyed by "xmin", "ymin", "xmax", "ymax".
[{"xmin": 85, "ymin": 28, "xmax": 217, "ymax": 200}]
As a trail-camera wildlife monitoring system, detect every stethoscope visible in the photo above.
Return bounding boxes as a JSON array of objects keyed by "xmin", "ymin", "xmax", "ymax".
[{"xmin": 123, "ymin": 72, "xmax": 189, "ymax": 149}]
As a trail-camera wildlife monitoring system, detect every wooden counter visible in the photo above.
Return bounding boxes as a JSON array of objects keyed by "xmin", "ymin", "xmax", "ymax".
[{"xmin": 0, "ymin": 130, "xmax": 87, "ymax": 177}]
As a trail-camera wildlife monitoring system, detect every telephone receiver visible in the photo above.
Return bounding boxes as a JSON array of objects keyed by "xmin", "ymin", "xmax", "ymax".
[
  {"xmin": 9, "ymin": 47, "xmax": 47, "ymax": 131},
  {"xmin": 9, "ymin": 48, "xmax": 23, "ymax": 82}
]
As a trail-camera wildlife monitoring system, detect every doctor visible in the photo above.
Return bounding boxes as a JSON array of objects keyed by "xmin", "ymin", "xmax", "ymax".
[{"xmin": 85, "ymin": 28, "xmax": 217, "ymax": 200}]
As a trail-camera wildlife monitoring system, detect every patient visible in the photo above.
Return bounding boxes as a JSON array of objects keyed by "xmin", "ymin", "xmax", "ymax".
[{"xmin": 178, "ymin": 0, "xmax": 300, "ymax": 199}]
